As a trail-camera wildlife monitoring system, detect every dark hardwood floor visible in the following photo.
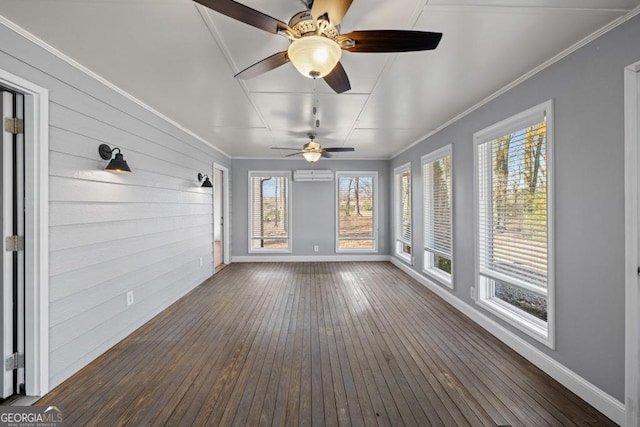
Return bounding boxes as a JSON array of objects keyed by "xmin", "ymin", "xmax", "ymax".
[{"xmin": 37, "ymin": 262, "xmax": 616, "ymax": 426}]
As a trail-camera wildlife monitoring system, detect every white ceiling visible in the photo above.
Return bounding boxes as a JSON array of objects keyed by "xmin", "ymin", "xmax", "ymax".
[{"xmin": 0, "ymin": 0, "xmax": 638, "ymax": 159}]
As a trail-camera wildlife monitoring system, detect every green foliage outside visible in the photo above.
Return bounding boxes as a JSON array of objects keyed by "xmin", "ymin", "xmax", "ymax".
[{"xmin": 436, "ymin": 256, "xmax": 451, "ymax": 274}]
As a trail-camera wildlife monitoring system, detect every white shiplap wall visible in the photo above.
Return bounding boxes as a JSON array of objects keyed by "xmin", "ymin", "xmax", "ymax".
[{"xmin": 0, "ymin": 22, "xmax": 230, "ymax": 388}]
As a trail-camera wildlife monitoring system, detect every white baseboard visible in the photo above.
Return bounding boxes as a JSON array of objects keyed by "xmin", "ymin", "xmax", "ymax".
[
  {"xmin": 231, "ymin": 255, "xmax": 391, "ymax": 263},
  {"xmin": 390, "ymin": 258, "xmax": 625, "ymax": 426}
]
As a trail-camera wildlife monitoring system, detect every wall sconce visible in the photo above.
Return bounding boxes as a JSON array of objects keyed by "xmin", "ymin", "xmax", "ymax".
[
  {"xmin": 99, "ymin": 144, "xmax": 132, "ymax": 172},
  {"xmin": 198, "ymin": 173, "xmax": 213, "ymax": 188}
]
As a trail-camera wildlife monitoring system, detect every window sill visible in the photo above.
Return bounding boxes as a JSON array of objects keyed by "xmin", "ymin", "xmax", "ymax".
[
  {"xmin": 476, "ymin": 297, "xmax": 553, "ymax": 349},
  {"xmin": 336, "ymin": 248, "xmax": 378, "ymax": 254},
  {"xmin": 248, "ymin": 249, "xmax": 292, "ymax": 254},
  {"xmin": 394, "ymin": 252, "xmax": 412, "ymax": 265},
  {"xmin": 423, "ymin": 268, "xmax": 453, "ymax": 290}
]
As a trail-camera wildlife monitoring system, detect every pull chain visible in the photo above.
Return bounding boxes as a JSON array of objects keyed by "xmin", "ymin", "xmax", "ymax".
[{"xmin": 313, "ymin": 78, "xmax": 320, "ymax": 131}]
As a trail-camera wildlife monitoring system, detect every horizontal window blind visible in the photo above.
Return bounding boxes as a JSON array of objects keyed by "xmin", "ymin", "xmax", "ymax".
[
  {"xmin": 477, "ymin": 120, "xmax": 548, "ymax": 290},
  {"xmin": 424, "ymin": 152, "xmax": 452, "ymax": 260},
  {"xmin": 250, "ymin": 173, "xmax": 289, "ymax": 250},
  {"xmin": 399, "ymin": 170, "xmax": 411, "ymax": 244}
]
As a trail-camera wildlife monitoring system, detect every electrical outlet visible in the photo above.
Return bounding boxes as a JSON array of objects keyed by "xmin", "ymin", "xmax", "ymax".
[
  {"xmin": 199, "ymin": 257, "xmax": 203, "ymax": 267},
  {"xmin": 313, "ymin": 245, "xmax": 319, "ymax": 252},
  {"xmin": 126, "ymin": 291, "xmax": 134, "ymax": 306},
  {"xmin": 470, "ymin": 287, "xmax": 476, "ymax": 300}
]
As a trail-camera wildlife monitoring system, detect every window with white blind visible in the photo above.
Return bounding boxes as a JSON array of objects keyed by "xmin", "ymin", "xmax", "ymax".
[
  {"xmin": 422, "ymin": 146, "xmax": 453, "ymax": 287},
  {"xmin": 394, "ymin": 164, "xmax": 412, "ymax": 262},
  {"xmin": 336, "ymin": 172, "xmax": 377, "ymax": 252},
  {"xmin": 474, "ymin": 100, "xmax": 554, "ymax": 347},
  {"xmin": 248, "ymin": 171, "xmax": 291, "ymax": 252}
]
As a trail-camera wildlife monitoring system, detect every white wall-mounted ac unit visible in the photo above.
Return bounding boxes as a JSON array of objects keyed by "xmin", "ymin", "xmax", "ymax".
[{"xmin": 293, "ymin": 169, "xmax": 333, "ymax": 182}]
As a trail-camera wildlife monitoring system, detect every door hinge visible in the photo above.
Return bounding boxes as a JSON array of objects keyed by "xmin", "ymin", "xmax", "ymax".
[
  {"xmin": 5, "ymin": 235, "xmax": 24, "ymax": 252},
  {"xmin": 4, "ymin": 353, "xmax": 24, "ymax": 371},
  {"xmin": 4, "ymin": 118, "xmax": 24, "ymax": 135}
]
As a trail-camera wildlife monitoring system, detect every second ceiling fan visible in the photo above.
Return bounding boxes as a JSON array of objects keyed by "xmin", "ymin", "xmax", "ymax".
[
  {"xmin": 272, "ymin": 134, "xmax": 354, "ymax": 162},
  {"xmin": 194, "ymin": 0, "xmax": 443, "ymax": 93}
]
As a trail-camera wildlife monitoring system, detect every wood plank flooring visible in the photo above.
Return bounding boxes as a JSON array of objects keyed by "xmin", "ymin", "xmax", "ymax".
[{"xmin": 37, "ymin": 262, "xmax": 616, "ymax": 426}]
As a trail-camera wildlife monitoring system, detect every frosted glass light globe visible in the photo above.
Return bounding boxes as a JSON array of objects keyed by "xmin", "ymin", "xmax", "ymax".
[{"xmin": 288, "ymin": 35, "xmax": 342, "ymax": 78}]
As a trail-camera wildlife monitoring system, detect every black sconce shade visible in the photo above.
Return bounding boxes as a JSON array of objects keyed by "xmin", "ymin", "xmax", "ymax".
[
  {"xmin": 99, "ymin": 144, "xmax": 132, "ymax": 173},
  {"xmin": 198, "ymin": 173, "xmax": 213, "ymax": 188}
]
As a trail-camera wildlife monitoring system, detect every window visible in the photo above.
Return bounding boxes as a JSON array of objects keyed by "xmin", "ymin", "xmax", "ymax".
[
  {"xmin": 248, "ymin": 171, "xmax": 291, "ymax": 252},
  {"xmin": 422, "ymin": 145, "xmax": 453, "ymax": 287},
  {"xmin": 474, "ymin": 100, "xmax": 554, "ymax": 347},
  {"xmin": 336, "ymin": 172, "xmax": 377, "ymax": 252},
  {"xmin": 394, "ymin": 164, "xmax": 412, "ymax": 262}
]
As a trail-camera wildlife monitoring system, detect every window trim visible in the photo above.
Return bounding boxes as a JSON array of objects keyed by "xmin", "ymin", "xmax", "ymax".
[
  {"xmin": 394, "ymin": 163, "xmax": 412, "ymax": 264},
  {"xmin": 422, "ymin": 145, "xmax": 454, "ymax": 289},
  {"xmin": 335, "ymin": 171, "xmax": 378, "ymax": 253},
  {"xmin": 473, "ymin": 99, "xmax": 555, "ymax": 349},
  {"xmin": 247, "ymin": 170, "xmax": 292, "ymax": 254}
]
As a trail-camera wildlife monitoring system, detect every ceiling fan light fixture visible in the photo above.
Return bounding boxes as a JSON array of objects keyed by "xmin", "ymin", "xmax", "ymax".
[
  {"xmin": 287, "ymin": 35, "xmax": 342, "ymax": 78},
  {"xmin": 302, "ymin": 151, "xmax": 322, "ymax": 162}
]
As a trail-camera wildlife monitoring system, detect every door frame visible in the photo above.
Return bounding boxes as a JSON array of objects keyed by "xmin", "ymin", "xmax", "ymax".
[
  {"xmin": 625, "ymin": 60, "xmax": 640, "ymax": 427},
  {"xmin": 0, "ymin": 68, "xmax": 49, "ymax": 397},
  {"xmin": 214, "ymin": 163, "xmax": 230, "ymax": 266}
]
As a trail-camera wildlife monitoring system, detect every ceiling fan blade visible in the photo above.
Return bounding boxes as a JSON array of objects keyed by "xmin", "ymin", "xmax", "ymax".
[
  {"xmin": 271, "ymin": 147, "xmax": 302, "ymax": 151},
  {"xmin": 235, "ymin": 51, "xmax": 290, "ymax": 79},
  {"xmin": 194, "ymin": 0, "xmax": 291, "ymax": 34},
  {"xmin": 323, "ymin": 147, "xmax": 355, "ymax": 152},
  {"xmin": 323, "ymin": 61, "xmax": 351, "ymax": 94},
  {"xmin": 285, "ymin": 152, "xmax": 304, "ymax": 157},
  {"xmin": 340, "ymin": 30, "xmax": 443, "ymax": 53},
  {"xmin": 311, "ymin": 0, "xmax": 353, "ymax": 28},
  {"xmin": 321, "ymin": 151, "xmax": 333, "ymax": 158}
]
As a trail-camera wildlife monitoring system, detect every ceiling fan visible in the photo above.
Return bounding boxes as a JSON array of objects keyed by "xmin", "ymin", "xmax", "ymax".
[
  {"xmin": 272, "ymin": 134, "xmax": 354, "ymax": 162},
  {"xmin": 194, "ymin": 0, "xmax": 443, "ymax": 93}
]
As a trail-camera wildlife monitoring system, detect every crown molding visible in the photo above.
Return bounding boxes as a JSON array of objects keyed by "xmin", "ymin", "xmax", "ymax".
[
  {"xmin": 392, "ymin": 4, "xmax": 640, "ymax": 159},
  {"xmin": 0, "ymin": 13, "xmax": 231, "ymax": 160}
]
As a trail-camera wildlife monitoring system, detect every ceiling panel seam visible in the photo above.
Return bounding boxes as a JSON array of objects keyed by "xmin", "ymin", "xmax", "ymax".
[{"xmin": 195, "ymin": 4, "xmax": 273, "ymax": 135}]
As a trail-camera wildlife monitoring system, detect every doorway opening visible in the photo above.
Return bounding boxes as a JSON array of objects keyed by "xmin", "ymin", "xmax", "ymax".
[
  {"xmin": 1, "ymin": 87, "xmax": 25, "ymax": 402},
  {"xmin": 213, "ymin": 163, "xmax": 229, "ymax": 272},
  {"xmin": 0, "ymin": 68, "xmax": 49, "ymax": 399}
]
